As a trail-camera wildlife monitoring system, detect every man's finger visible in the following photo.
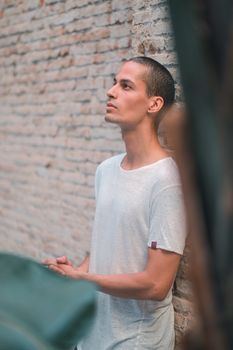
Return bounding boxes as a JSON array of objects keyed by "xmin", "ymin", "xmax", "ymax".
[
  {"xmin": 42, "ymin": 258, "xmax": 57, "ymax": 266},
  {"xmin": 56, "ymin": 256, "xmax": 72, "ymax": 265},
  {"xmin": 49, "ymin": 264, "xmax": 65, "ymax": 275}
]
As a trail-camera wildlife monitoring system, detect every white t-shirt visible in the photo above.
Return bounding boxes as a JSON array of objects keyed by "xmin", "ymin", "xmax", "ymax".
[{"xmin": 78, "ymin": 154, "xmax": 187, "ymax": 350}]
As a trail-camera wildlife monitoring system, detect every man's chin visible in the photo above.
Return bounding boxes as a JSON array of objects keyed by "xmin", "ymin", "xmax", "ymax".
[{"xmin": 105, "ymin": 115, "xmax": 118, "ymax": 124}]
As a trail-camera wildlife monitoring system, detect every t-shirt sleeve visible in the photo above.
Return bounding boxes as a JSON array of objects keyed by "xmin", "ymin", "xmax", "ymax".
[{"xmin": 148, "ymin": 185, "xmax": 187, "ymax": 255}]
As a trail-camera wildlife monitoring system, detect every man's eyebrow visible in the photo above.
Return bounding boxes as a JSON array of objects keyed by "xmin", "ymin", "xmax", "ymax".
[{"xmin": 113, "ymin": 77, "xmax": 135, "ymax": 86}]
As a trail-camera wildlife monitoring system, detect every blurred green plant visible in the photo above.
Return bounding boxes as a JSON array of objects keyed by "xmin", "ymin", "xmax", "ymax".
[{"xmin": 0, "ymin": 253, "xmax": 96, "ymax": 350}]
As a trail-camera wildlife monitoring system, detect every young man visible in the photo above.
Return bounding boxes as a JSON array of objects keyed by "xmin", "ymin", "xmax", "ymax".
[{"xmin": 44, "ymin": 57, "xmax": 187, "ymax": 349}]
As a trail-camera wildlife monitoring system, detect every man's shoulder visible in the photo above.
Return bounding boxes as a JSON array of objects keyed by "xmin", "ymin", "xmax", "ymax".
[
  {"xmin": 97, "ymin": 153, "xmax": 125, "ymax": 172},
  {"xmin": 156, "ymin": 157, "xmax": 179, "ymax": 178},
  {"xmin": 151, "ymin": 157, "xmax": 181, "ymax": 190}
]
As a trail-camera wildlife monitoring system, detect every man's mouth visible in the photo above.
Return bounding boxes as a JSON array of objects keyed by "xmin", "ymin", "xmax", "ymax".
[{"xmin": 106, "ymin": 102, "xmax": 117, "ymax": 109}]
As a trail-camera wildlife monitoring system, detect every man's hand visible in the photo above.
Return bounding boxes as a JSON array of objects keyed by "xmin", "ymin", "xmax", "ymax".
[
  {"xmin": 42, "ymin": 255, "xmax": 73, "ymax": 276},
  {"xmin": 42, "ymin": 255, "xmax": 72, "ymax": 270},
  {"xmin": 42, "ymin": 256, "xmax": 86, "ymax": 279},
  {"xmin": 42, "ymin": 255, "xmax": 72, "ymax": 267},
  {"xmin": 48, "ymin": 263, "xmax": 81, "ymax": 278}
]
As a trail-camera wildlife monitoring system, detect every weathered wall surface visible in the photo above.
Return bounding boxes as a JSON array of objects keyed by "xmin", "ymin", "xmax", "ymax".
[
  {"xmin": 0, "ymin": 0, "xmax": 194, "ymax": 346},
  {"xmin": 0, "ymin": 0, "xmax": 131, "ymax": 261}
]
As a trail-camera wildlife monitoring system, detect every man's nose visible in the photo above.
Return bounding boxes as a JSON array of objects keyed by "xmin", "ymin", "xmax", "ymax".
[{"xmin": 107, "ymin": 84, "xmax": 117, "ymax": 98}]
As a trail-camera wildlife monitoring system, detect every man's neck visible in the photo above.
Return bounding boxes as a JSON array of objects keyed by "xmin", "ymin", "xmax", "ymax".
[{"xmin": 121, "ymin": 126, "xmax": 169, "ymax": 170}]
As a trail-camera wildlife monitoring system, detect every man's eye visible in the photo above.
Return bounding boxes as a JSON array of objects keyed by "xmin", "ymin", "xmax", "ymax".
[{"xmin": 122, "ymin": 84, "xmax": 131, "ymax": 90}]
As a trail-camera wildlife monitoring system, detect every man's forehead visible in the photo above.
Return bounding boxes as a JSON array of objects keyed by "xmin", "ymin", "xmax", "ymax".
[{"xmin": 115, "ymin": 61, "xmax": 147, "ymax": 82}]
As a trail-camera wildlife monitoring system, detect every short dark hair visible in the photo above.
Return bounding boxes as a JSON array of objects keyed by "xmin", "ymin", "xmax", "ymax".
[{"xmin": 126, "ymin": 56, "xmax": 175, "ymax": 109}]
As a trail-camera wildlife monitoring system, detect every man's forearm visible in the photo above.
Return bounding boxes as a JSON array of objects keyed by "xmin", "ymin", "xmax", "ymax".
[
  {"xmin": 78, "ymin": 270, "xmax": 166, "ymax": 301},
  {"xmin": 54, "ymin": 249, "xmax": 180, "ymax": 301}
]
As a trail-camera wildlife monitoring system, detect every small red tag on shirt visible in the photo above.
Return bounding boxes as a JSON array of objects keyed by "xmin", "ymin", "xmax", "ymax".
[{"xmin": 151, "ymin": 241, "xmax": 157, "ymax": 249}]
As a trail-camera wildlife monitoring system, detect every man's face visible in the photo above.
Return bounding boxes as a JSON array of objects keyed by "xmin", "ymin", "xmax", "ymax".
[{"xmin": 106, "ymin": 61, "xmax": 151, "ymax": 130}]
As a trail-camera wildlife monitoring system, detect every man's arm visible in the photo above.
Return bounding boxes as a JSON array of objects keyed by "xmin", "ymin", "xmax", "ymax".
[{"xmin": 51, "ymin": 248, "xmax": 181, "ymax": 301}]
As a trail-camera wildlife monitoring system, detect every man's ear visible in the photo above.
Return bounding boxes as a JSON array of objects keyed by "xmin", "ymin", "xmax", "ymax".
[{"xmin": 148, "ymin": 96, "xmax": 164, "ymax": 114}]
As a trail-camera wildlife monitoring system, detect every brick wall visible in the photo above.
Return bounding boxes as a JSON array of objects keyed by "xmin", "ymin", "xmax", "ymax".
[{"xmin": 0, "ymin": 0, "xmax": 194, "ymax": 347}]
